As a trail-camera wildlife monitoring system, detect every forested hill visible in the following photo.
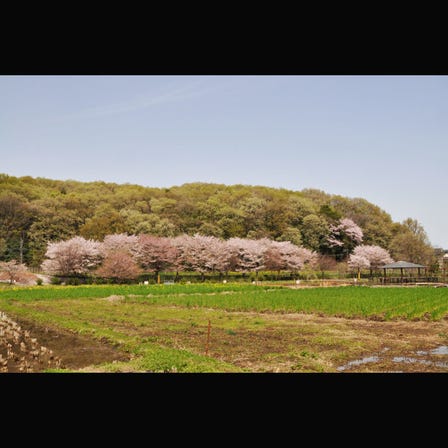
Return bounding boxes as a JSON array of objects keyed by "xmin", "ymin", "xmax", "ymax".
[{"xmin": 0, "ymin": 173, "xmax": 434, "ymax": 267}]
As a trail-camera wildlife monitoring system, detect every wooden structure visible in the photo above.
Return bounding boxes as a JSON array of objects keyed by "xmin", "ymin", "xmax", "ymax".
[
  {"xmin": 442, "ymin": 254, "xmax": 448, "ymax": 283},
  {"xmin": 380, "ymin": 260, "xmax": 436, "ymax": 284}
]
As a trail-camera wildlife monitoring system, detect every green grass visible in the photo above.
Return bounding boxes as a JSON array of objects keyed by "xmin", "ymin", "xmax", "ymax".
[
  {"xmin": 0, "ymin": 283, "xmax": 267, "ymax": 300},
  {"xmin": 1, "ymin": 283, "xmax": 448, "ymax": 320},
  {"xmin": 122, "ymin": 285, "xmax": 448, "ymax": 320}
]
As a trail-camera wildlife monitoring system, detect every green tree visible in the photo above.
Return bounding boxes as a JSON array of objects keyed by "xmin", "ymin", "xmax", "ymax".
[
  {"xmin": 197, "ymin": 222, "xmax": 224, "ymax": 238},
  {"xmin": 389, "ymin": 232, "xmax": 433, "ymax": 265},
  {"xmin": 277, "ymin": 227, "xmax": 303, "ymax": 246},
  {"xmin": 301, "ymin": 214, "xmax": 330, "ymax": 251},
  {"xmin": 389, "ymin": 219, "xmax": 434, "ymax": 265},
  {"xmin": 79, "ymin": 206, "xmax": 127, "ymax": 240},
  {"xmin": 284, "ymin": 196, "xmax": 317, "ymax": 227},
  {"xmin": 240, "ymin": 197, "xmax": 268, "ymax": 235},
  {"xmin": 0, "ymin": 193, "xmax": 35, "ymax": 263},
  {"xmin": 263, "ymin": 201, "xmax": 290, "ymax": 239},
  {"xmin": 28, "ymin": 210, "xmax": 83, "ymax": 267},
  {"xmin": 402, "ymin": 218, "xmax": 430, "ymax": 243},
  {"xmin": 319, "ymin": 204, "xmax": 342, "ymax": 221}
]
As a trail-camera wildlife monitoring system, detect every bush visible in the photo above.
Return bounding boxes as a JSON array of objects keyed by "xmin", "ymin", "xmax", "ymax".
[
  {"xmin": 36, "ymin": 278, "xmax": 43, "ymax": 286},
  {"xmin": 66, "ymin": 277, "xmax": 81, "ymax": 285}
]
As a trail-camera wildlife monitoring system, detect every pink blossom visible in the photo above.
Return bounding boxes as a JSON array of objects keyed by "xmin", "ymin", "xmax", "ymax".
[
  {"xmin": 225, "ymin": 238, "xmax": 270, "ymax": 273},
  {"xmin": 41, "ymin": 236, "xmax": 102, "ymax": 275},
  {"xmin": 101, "ymin": 233, "xmax": 138, "ymax": 256},
  {"xmin": 347, "ymin": 254, "xmax": 370, "ymax": 270},
  {"xmin": 173, "ymin": 234, "xmax": 230, "ymax": 273},
  {"xmin": 134, "ymin": 234, "xmax": 178, "ymax": 274},
  {"xmin": 351, "ymin": 245, "xmax": 393, "ymax": 269},
  {"xmin": 96, "ymin": 251, "xmax": 142, "ymax": 281},
  {"xmin": 328, "ymin": 218, "xmax": 363, "ymax": 247},
  {"xmin": 263, "ymin": 241, "xmax": 316, "ymax": 272}
]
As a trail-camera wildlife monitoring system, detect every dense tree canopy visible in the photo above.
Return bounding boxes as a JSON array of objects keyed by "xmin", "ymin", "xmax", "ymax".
[{"xmin": 0, "ymin": 173, "xmax": 437, "ymax": 267}]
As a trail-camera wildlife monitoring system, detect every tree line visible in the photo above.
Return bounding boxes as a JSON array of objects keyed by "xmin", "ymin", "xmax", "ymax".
[
  {"xmin": 0, "ymin": 173, "xmax": 437, "ymax": 269},
  {"xmin": 40, "ymin": 233, "xmax": 315, "ymax": 282},
  {"xmin": 40, "ymin": 233, "xmax": 394, "ymax": 283}
]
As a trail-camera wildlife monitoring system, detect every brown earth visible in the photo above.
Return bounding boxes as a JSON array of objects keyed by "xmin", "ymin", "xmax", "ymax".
[
  {"xmin": 0, "ymin": 313, "xmax": 131, "ymax": 372},
  {"xmin": 139, "ymin": 310, "xmax": 448, "ymax": 372},
  {"xmin": 82, "ymin": 304, "xmax": 448, "ymax": 372}
]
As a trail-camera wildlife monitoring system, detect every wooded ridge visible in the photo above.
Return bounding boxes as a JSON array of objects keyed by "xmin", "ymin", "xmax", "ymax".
[{"xmin": 0, "ymin": 173, "xmax": 435, "ymax": 267}]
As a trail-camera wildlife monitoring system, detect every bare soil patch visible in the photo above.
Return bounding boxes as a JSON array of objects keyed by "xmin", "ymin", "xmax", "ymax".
[{"xmin": 1, "ymin": 313, "xmax": 130, "ymax": 372}]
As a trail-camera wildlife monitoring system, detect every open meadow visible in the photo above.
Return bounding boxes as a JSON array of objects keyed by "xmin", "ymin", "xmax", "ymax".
[{"xmin": 1, "ymin": 283, "xmax": 448, "ymax": 373}]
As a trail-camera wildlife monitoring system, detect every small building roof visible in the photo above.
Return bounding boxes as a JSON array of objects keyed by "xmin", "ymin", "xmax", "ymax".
[{"xmin": 381, "ymin": 260, "xmax": 426, "ymax": 269}]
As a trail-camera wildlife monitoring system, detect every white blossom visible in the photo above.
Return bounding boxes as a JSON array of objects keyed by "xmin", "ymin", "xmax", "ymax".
[{"xmin": 41, "ymin": 236, "xmax": 102, "ymax": 275}]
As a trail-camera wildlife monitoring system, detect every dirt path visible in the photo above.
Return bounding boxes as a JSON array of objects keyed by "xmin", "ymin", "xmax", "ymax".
[{"xmin": 35, "ymin": 274, "xmax": 52, "ymax": 285}]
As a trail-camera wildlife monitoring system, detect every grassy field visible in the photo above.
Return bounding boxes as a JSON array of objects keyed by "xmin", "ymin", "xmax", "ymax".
[
  {"xmin": 1, "ymin": 283, "xmax": 448, "ymax": 373},
  {"xmin": 0, "ymin": 283, "xmax": 266, "ymax": 300},
  {"xmin": 1, "ymin": 283, "xmax": 448, "ymax": 320}
]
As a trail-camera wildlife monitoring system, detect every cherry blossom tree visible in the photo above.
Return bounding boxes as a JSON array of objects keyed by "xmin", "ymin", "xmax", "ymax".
[
  {"xmin": 263, "ymin": 241, "xmax": 286, "ymax": 272},
  {"xmin": 327, "ymin": 218, "xmax": 364, "ymax": 261},
  {"xmin": 263, "ymin": 241, "xmax": 314, "ymax": 274},
  {"xmin": 134, "ymin": 235, "xmax": 178, "ymax": 281},
  {"xmin": 225, "ymin": 237, "xmax": 270, "ymax": 276},
  {"xmin": 100, "ymin": 233, "xmax": 138, "ymax": 256},
  {"xmin": 210, "ymin": 237, "xmax": 233, "ymax": 274},
  {"xmin": 290, "ymin": 245, "xmax": 317, "ymax": 270},
  {"xmin": 172, "ymin": 234, "xmax": 229, "ymax": 277},
  {"xmin": 353, "ymin": 245, "xmax": 393, "ymax": 269},
  {"xmin": 95, "ymin": 250, "xmax": 142, "ymax": 283},
  {"xmin": 171, "ymin": 234, "xmax": 194, "ymax": 273},
  {"xmin": 0, "ymin": 260, "xmax": 30, "ymax": 284},
  {"xmin": 350, "ymin": 244, "xmax": 393, "ymax": 278},
  {"xmin": 41, "ymin": 236, "xmax": 102, "ymax": 276},
  {"xmin": 347, "ymin": 254, "xmax": 370, "ymax": 279}
]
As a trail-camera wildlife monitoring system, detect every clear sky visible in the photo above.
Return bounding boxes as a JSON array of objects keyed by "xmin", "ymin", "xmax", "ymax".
[{"xmin": 1, "ymin": 75, "xmax": 447, "ymax": 248}]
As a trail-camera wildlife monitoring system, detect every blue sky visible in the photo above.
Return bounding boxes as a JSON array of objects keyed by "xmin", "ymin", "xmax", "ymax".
[{"xmin": 1, "ymin": 75, "xmax": 447, "ymax": 248}]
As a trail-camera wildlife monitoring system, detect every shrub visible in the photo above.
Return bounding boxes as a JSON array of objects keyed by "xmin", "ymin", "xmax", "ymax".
[{"xmin": 50, "ymin": 276, "xmax": 62, "ymax": 285}]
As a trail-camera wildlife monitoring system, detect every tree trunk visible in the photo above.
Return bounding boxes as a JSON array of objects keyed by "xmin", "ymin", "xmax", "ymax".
[{"xmin": 19, "ymin": 235, "xmax": 24, "ymax": 265}]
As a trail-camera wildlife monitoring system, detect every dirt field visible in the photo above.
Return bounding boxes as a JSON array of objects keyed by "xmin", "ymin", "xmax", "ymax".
[
  {"xmin": 159, "ymin": 311, "xmax": 448, "ymax": 373},
  {"xmin": 0, "ymin": 312, "xmax": 130, "ymax": 372},
  {"xmin": 2, "ymin": 307, "xmax": 448, "ymax": 373}
]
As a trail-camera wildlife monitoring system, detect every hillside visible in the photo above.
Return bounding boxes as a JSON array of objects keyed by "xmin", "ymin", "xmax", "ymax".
[{"xmin": 0, "ymin": 173, "xmax": 434, "ymax": 267}]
